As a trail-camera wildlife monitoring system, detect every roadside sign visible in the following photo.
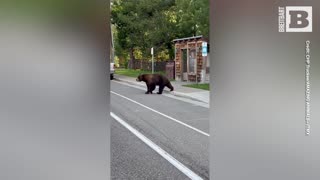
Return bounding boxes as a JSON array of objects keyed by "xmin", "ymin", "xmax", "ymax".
[
  {"xmin": 151, "ymin": 47, "xmax": 154, "ymax": 73},
  {"xmin": 202, "ymin": 42, "xmax": 207, "ymax": 57}
]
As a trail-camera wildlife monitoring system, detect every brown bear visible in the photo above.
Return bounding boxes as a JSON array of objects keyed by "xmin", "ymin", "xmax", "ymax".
[{"xmin": 136, "ymin": 74, "xmax": 174, "ymax": 94}]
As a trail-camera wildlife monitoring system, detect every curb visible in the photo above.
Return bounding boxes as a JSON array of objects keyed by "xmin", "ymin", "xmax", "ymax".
[
  {"xmin": 113, "ymin": 77, "xmax": 209, "ymax": 104},
  {"xmin": 170, "ymin": 91, "xmax": 209, "ymax": 104}
]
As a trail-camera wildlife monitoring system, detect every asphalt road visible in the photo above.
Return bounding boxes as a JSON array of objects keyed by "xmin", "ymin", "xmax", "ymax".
[{"xmin": 111, "ymin": 80, "xmax": 209, "ymax": 180}]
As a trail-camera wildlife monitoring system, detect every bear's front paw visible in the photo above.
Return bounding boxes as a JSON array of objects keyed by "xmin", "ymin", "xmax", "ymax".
[{"xmin": 145, "ymin": 91, "xmax": 149, "ymax": 94}]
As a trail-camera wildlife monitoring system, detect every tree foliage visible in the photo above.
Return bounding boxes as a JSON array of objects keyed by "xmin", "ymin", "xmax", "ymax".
[{"xmin": 111, "ymin": 0, "xmax": 209, "ymax": 68}]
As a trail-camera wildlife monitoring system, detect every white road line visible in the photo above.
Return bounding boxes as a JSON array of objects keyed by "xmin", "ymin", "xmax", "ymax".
[
  {"xmin": 111, "ymin": 112, "xmax": 204, "ymax": 180},
  {"xmin": 111, "ymin": 91, "xmax": 210, "ymax": 137}
]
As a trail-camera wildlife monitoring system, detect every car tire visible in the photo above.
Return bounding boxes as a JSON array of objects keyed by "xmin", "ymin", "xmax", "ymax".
[{"xmin": 110, "ymin": 74, "xmax": 114, "ymax": 80}]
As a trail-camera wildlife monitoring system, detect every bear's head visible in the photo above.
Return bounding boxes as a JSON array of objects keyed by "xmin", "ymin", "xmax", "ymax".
[{"xmin": 136, "ymin": 74, "xmax": 143, "ymax": 82}]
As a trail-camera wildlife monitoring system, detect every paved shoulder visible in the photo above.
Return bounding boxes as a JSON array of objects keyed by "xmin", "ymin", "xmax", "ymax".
[
  {"xmin": 111, "ymin": 118, "xmax": 190, "ymax": 180},
  {"xmin": 111, "ymin": 81, "xmax": 209, "ymax": 179}
]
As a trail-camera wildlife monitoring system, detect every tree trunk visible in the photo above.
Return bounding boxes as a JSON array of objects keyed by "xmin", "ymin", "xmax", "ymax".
[{"xmin": 128, "ymin": 48, "xmax": 135, "ymax": 69}]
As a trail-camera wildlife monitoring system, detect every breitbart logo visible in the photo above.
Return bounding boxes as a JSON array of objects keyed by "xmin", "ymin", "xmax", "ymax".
[{"xmin": 279, "ymin": 6, "xmax": 312, "ymax": 32}]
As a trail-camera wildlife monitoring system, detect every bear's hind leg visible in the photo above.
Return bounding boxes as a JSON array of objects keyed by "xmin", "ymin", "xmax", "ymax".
[{"xmin": 166, "ymin": 82, "xmax": 174, "ymax": 91}]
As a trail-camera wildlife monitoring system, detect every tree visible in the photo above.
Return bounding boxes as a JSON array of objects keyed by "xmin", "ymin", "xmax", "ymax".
[
  {"xmin": 111, "ymin": 0, "xmax": 147, "ymax": 68},
  {"xmin": 174, "ymin": 0, "xmax": 209, "ymax": 38},
  {"xmin": 111, "ymin": 0, "xmax": 209, "ymax": 68}
]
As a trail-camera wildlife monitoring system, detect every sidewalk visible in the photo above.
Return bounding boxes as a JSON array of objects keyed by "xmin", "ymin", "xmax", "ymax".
[{"xmin": 113, "ymin": 74, "xmax": 210, "ymax": 104}]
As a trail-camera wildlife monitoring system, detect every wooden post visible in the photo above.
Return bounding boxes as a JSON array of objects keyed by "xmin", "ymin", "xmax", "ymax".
[
  {"xmin": 174, "ymin": 44, "xmax": 177, "ymax": 80},
  {"xmin": 187, "ymin": 42, "xmax": 189, "ymax": 82},
  {"xmin": 195, "ymin": 40, "xmax": 198, "ymax": 84}
]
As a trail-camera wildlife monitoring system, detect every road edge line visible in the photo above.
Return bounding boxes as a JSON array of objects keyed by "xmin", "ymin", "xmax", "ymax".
[{"xmin": 111, "ymin": 112, "xmax": 204, "ymax": 180}]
